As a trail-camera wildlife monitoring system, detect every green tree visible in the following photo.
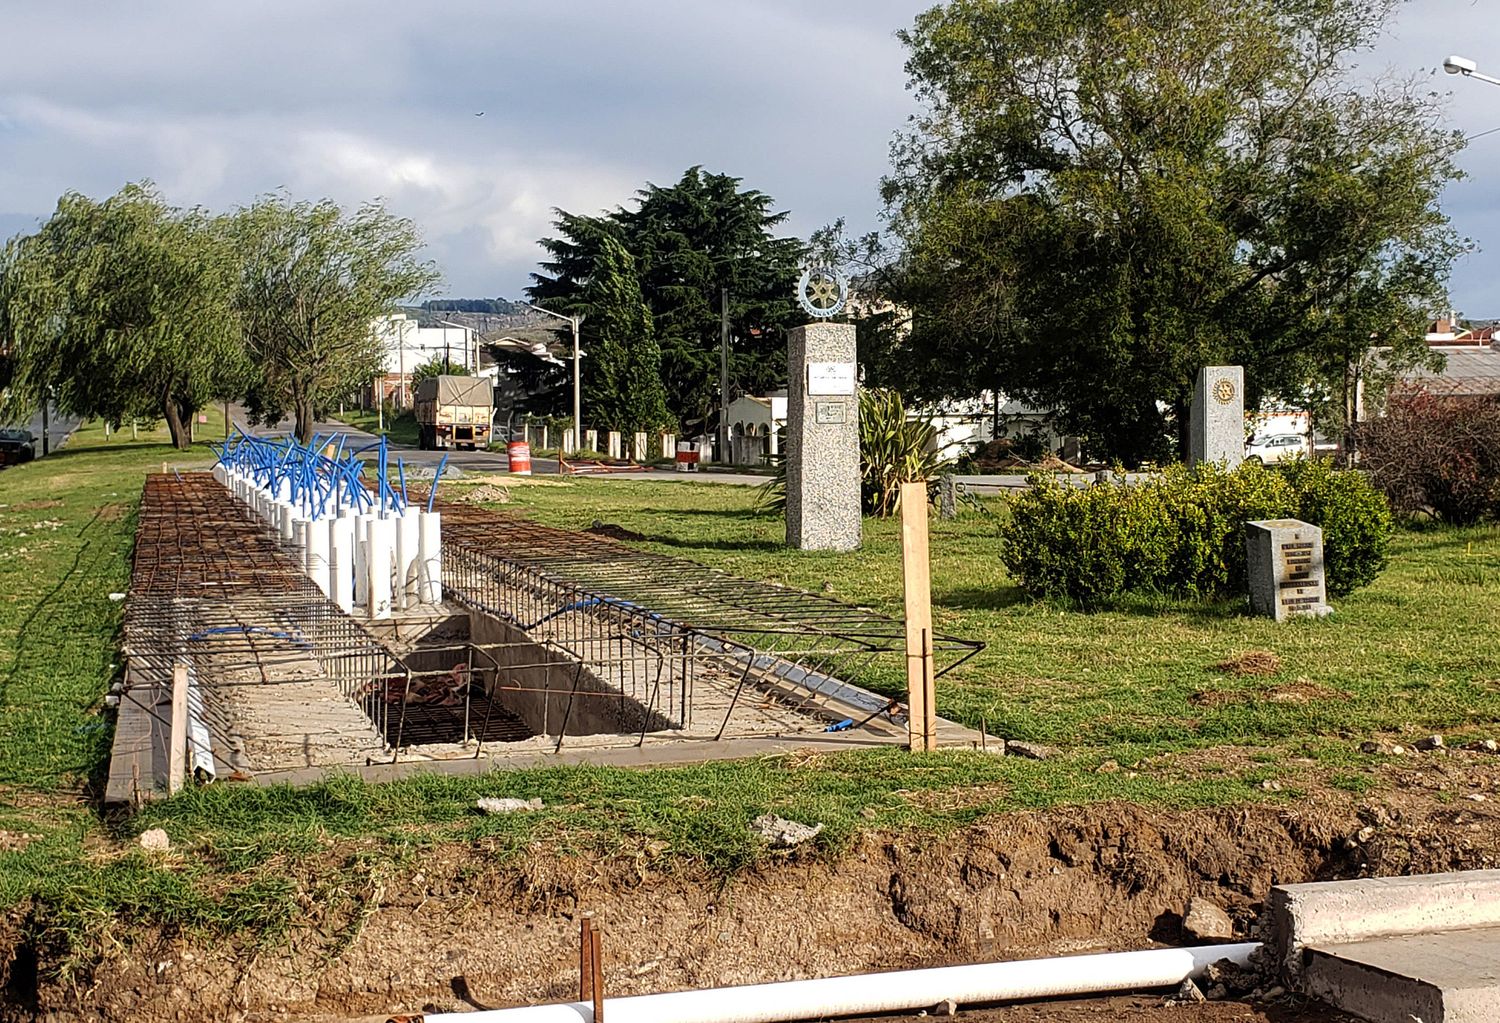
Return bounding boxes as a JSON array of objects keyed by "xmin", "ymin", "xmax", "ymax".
[
  {"xmin": 233, "ymin": 196, "xmax": 439, "ymax": 443},
  {"xmin": 580, "ymin": 233, "xmax": 670, "ymax": 432},
  {"xmin": 0, "ymin": 183, "xmax": 244, "ymax": 449},
  {"xmin": 528, "ymin": 167, "xmax": 804, "ymax": 435},
  {"xmin": 410, "ymin": 355, "xmax": 469, "ymax": 386},
  {"xmin": 882, "ymin": 0, "xmax": 1462, "ymax": 465}
]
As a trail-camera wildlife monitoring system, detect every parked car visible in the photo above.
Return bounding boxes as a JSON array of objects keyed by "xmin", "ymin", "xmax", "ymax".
[
  {"xmin": 0, "ymin": 428, "xmax": 36, "ymax": 467},
  {"xmin": 1245, "ymin": 433, "xmax": 1307, "ymax": 464}
]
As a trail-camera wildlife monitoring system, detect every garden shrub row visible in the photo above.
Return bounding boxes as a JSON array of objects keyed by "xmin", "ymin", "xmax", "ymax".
[{"xmin": 999, "ymin": 459, "xmax": 1392, "ymax": 606}]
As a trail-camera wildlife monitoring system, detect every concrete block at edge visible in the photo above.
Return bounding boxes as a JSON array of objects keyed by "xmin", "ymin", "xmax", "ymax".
[
  {"xmin": 1303, "ymin": 927, "xmax": 1500, "ymax": 1023},
  {"xmin": 1270, "ymin": 870, "xmax": 1500, "ymax": 978}
]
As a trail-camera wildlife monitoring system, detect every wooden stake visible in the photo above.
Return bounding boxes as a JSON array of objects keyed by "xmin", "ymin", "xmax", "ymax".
[
  {"xmin": 900, "ymin": 481, "xmax": 937, "ymax": 752},
  {"xmin": 579, "ymin": 917, "xmax": 591, "ymax": 1003},
  {"xmin": 591, "ymin": 922, "xmax": 604, "ymax": 1022},
  {"xmin": 167, "ymin": 664, "xmax": 188, "ymax": 795},
  {"xmin": 579, "ymin": 917, "xmax": 604, "ymax": 1020}
]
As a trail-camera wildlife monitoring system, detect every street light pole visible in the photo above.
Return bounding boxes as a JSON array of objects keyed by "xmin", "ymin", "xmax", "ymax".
[
  {"xmin": 519, "ymin": 301, "xmax": 582, "ymax": 454},
  {"xmin": 1445, "ymin": 55, "xmax": 1500, "ymax": 87},
  {"xmin": 436, "ymin": 320, "xmax": 477, "ymax": 374}
]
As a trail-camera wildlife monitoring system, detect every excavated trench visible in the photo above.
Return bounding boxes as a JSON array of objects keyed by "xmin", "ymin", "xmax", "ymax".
[{"xmin": 5, "ymin": 783, "xmax": 1499, "ymax": 1023}]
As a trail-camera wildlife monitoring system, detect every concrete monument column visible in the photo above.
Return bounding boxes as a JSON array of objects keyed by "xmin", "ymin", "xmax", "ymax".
[
  {"xmin": 786, "ymin": 322, "xmax": 860, "ymax": 551},
  {"xmin": 1189, "ymin": 365, "xmax": 1245, "ymax": 468}
]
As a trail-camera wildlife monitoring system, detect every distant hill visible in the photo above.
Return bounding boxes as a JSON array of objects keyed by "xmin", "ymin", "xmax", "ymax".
[
  {"xmin": 402, "ymin": 299, "xmax": 567, "ymax": 348},
  {"xmin": 420, "ymin": 298, "xmax": 529, "ymax": 315}
]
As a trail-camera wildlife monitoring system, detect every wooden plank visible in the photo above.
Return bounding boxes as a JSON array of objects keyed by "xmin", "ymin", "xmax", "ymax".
[
  {"xmin": 167, "ymin": 663, "xmax": 188, "ymax": 795},
  {"xmin": 900, "ymin": 481, "xmax": 937, "ymax": 751}
]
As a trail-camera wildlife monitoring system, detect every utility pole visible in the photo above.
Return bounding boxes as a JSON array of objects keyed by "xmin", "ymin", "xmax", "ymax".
[{"xmin": 719, "ymin": 287, "xmax": 730, "ymax": 464}]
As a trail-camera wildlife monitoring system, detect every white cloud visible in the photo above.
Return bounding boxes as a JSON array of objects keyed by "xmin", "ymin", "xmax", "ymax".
[{"xmin": 1, "ymin": 0, "xmax": 1498, "ymax": 307}]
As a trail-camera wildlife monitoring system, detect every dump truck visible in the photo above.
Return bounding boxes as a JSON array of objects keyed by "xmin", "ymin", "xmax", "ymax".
[{"xmin": 414, "ymin": 375, "xmax": 493, "ymax": 451}]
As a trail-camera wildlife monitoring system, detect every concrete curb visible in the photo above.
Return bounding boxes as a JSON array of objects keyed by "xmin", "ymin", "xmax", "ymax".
[{"xmin": 1271, "ymin": 869, "xmax": 1500, "ymax": 976}]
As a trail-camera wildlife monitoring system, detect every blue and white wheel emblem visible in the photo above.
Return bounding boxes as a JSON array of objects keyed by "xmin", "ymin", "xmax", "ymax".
[{"xmin": 796, "ymin": 266, "xmax": 849, "ymax": 318}]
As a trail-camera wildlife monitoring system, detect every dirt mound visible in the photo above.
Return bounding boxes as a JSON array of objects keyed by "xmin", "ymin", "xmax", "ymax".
[
  {"xmin": 7, "ymin": 792, "xmax": 1499, "ymax": 1023},
  {"xmin": 1212, "ymin": 651, "xmax": 1282, "ymax": 677}
]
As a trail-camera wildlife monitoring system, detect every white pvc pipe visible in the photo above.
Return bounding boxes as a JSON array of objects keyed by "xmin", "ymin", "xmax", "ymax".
[
  {"xmin": 354, "ymin": 514, "xmax": 371, "ymax": 609},
  {"xmin": 306, "ymin": 517, "xmax": 331, "ymax": 597},
  {"xmin": 395, "ymin": 508, "xmax": 419, "ymax": 610},
  {"xmin": 418, "ymin": 510, "xmax": 442, "ymax": 604},
  {"xmin": 367, "ymin": 516, "xmax": 394, "ymax": 620},
  {"xmin": 330, "ymin": 515, "xmax": 355, "ymax": 614},
  {"xmin": 424, "ymin": 944, "xmax": 1259, "ymax": 1023}
]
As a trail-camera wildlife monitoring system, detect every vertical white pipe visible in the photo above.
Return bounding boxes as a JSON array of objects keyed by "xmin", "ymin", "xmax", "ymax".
[
  {"xmin": 395, "ymin": 508, "xmax": 419, "ymax": 610},
  {"xmin": 306, "ymin": 516, "xmax": 331, "ymax": 596},
  {"xmin": 354, "ymin": 514, "xmax": 371, "ymax": 609},
  {"xmin": 330, "ymin": 515, "xmax": 355, "ymax": 614},
  {"xmin": 367, "ymin": 516, "xmax": 393, "ymax": 620},
  {"xmin": 418, "ymin": 510, "xmax": 442, "ymax": 604}
]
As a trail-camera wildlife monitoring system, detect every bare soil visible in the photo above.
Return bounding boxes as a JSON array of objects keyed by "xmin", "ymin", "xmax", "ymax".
[{"xmin": 5, "ymin": 752, "xmax": 1500, "ymax": 1022}]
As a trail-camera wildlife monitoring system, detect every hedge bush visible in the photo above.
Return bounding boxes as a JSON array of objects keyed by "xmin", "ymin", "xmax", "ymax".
[{"xmin": 1000, "ymin": 460, "xmax": 1392, "ymax": 606}]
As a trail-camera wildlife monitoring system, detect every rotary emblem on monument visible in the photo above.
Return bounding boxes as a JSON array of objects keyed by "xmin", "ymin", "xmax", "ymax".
[
  {"xmin": 796, "ymin": 265, "xmax": 849, "ymax": 319},
  {"xmin": 1212, "ymin": 378, "xmax": 1237, "ymax": 405}
]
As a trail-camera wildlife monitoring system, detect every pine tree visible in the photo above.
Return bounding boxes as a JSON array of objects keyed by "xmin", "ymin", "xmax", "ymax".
[{"xmin": 582, "ymin": 234, "xmax": 669, "ymax": 432}]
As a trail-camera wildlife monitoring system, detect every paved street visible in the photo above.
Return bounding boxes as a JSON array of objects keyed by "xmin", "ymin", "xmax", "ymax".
[{"xmin": 5, "ymin": 408, "xmax": 81, "ymax": 458}]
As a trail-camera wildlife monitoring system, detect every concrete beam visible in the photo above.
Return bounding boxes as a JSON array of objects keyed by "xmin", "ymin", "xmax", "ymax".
[{"xmin": 1271, "ymin": 870, "xmax": 1500, "ymax": 977}]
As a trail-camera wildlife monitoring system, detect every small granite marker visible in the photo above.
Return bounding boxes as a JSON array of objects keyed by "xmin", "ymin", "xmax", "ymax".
[
  {"xmin": 786, "ymin": 322, "xmax": 861, "ymax": 551},
  {"xmin": 1189, "ymin": 365, "xmax": 1245, "ymax": 468},
  {"xmin": 1247, "ymin": 518, "xmax": 1330, "ymax": 620}
]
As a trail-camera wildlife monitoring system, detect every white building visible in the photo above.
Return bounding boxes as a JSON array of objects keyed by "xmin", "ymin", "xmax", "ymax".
[
  {"xmin": 371, "ymin": 313, "xmax": 483, "ymax": 408},
  {"xmin": 725, "ymin": 392, "xmax": 787, "ymax": 464}
]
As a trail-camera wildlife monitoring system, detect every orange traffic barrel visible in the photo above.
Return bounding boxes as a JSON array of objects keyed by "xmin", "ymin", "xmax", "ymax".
[{"xmin": 507, "ymin": 440, "xmax": 532, "ymax": 476}]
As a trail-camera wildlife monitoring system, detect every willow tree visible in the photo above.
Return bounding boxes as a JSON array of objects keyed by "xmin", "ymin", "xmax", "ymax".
[
  {"xmin": 233, "ymin": 196, "xmax": 439, "ymax": 443},
  {"xmin": 883, "ymin": 0, "xmax": 1463, "ymax": 464},
  {"xmin": 0, "ymin": 183, "xmax": 244, "ymax": 448}
]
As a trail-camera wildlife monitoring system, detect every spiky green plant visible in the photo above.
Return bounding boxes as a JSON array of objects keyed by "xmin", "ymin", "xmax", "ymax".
[{"xmin": 756, "ymin": 388, "xmax": 952, "ymax": 517}]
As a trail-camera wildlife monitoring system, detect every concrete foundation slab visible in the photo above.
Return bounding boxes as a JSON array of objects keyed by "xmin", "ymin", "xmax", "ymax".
[
  {"xmin": 1305, "ymin": 927, "xmax": 1500, "ymax": 1023},
  {"xmin": 1271, "ymin": 869, "xmax": 1500, "ymax": 975}
]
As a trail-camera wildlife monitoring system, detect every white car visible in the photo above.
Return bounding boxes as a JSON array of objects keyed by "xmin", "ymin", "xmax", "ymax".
[{"xmin": 1245, "ymin": 433, "xmax": 1308, "ymax": 464}]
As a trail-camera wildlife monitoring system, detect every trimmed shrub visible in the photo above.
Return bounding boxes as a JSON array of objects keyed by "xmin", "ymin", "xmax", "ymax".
[
  {"xmin": 1356, "ymin": 388, "xmax": 1500, "ymax": 525},
  {"xmin": 1001, "ymin": 476, "xmax": 1130, "ymax": 605},
  {"xmin": 1276, "ymin": 458, "xmax": 1392, "ymax": 596},
  {"xmin": 1000, "ymin": 460, "xmax": 1391, "ymax": 607}
]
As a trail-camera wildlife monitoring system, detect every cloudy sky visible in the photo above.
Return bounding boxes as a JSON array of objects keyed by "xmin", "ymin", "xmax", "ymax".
[{"xmin": 1, "ymin": 1, "xmax": 1497, "ymax": 312}]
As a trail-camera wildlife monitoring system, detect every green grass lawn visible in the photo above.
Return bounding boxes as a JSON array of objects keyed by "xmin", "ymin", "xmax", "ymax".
[
  {"xmin": 329, "ymin": 408, "xmax": 420, "ymax": 446},
  {"xmin": 487, "ymin": 477, "xmax": 1500, "ymax": 750},
  {"xmin": 1, "ymin": 430, "xmax": 1498, "ymax": 973}
]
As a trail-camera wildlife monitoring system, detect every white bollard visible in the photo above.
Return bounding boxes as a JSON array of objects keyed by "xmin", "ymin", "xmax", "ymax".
[
  {"xmin": 330, "ymin": 515, "xmax": 355, "ymax": 614},
  {"xmin": 418, "ymin": 510, "xmax": 442, "ymax": 605},
  {"xmin": 278, "ymin": 502, "xmax": 296, "ymax": 542},
  {"xmin": 306, "ymin": 516, "xmax": 331, "ymax": 597},
  {"xmin": 366, "ymin": 516, "xmax": 394, "ymax": 620}
]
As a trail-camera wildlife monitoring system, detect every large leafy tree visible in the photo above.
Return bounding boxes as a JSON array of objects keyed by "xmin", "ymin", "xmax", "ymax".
[
  {"xmin": 882, "ymin": 0, "xmax": 1462, "ymax": 465},
  {"xmin": 0, "ymin": 183, "xmax": 244, "ymax": 449},
  {"xmin": 233, "ymin": 196, "xmax": 439, "ymax": 443},
  {"xmin": 528, "ymin": 167, "xmax": 804, "ymax": 435}
]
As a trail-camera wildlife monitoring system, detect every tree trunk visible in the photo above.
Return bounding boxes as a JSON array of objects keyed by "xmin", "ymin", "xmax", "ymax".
[
  {"xmin": 162, "ymin": 392, "xmax": 191, "ymax": 450},
  {"xmin": 294, "ymin": 394, "xmax": 315, "ymax": 445},
  {"xmin": 1173, "ymin": 396, "xmax": 1191, "ymax": 464}
]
